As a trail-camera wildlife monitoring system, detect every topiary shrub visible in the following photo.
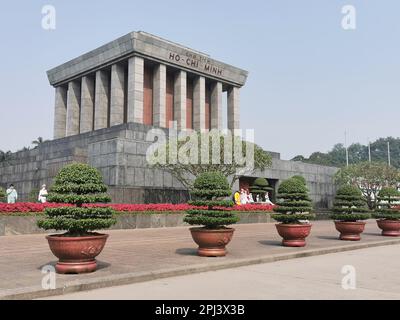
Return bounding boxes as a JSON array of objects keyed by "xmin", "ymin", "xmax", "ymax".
[
  {"xmin": 37, "ymin": 163, "xmax": 116, "ymax": 236},
  {"xmin": 272, "ymin": 178, "xmax": 314, "ymax": 224},
  {"xmin": 372, "ymin": 187, "xmax": 400, "ymax": 220},
  {"xmin": 330, "ymin": 185, "xmax": 370, "ymax": 221},
  {"xmin": 250, "ymin": 177, "xmax": 273, "ymax": 201},
  {"xmin": 291, "ymin": 175, "xmax": 306, "ymax": 185},
  {"xmin": 184, "ymin": 171, "xmax": 238, "ymax": 229}
]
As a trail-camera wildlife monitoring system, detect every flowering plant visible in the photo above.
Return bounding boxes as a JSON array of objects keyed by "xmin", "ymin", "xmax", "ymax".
[{"xmin": 0, "ymin": 202, "xmax": 275, "ymax": 214}]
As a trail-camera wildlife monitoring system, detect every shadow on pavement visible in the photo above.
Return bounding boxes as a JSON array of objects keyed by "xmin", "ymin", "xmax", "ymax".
[
  {"xmin": 175, "ymin": 248, "xmax": 197, "ymax": 256},
  {"xmin": 258, "ymin": 240, "xmax": 281, "ymax": 247}
]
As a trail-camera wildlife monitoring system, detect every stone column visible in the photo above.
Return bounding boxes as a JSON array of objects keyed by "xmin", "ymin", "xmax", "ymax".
[
  {"xmin": 193, "ymin": 76, "xmax": 205, "ymax": 130},
  {"xmin": 94, "ymin": 70, "xmax": 110, "ymax": 130},
  {"xmin": 53, "ymin": 86, "xmax": 67, "ymax": 139},
  {"xmin": 228, "ymin": 86, "xmax": 240, "ymax": 130},
  {"xmin": 66, "ymin": 81, "xmax": 81, "ymax": 136},
  {"xmin": 110, "ymin": 64, "xmax": 125, "ymax": 126},
  {"xmin": 153, "ymin": 63, "xmax": 166, "ymax": 127},
  {"xmin": 174, "ymin": 70, "xmax": 186, "ymax": 130},
  {"xmin": 127, "ymin": 56, "xmax": 144, "ymax": 123},
  {"xmin": 80, "ymin": 76, "xmax": 95, "ymax": 133},
  {"xmin": 210, "ymin": 82, "xmax": 223, "ymax": 129}
]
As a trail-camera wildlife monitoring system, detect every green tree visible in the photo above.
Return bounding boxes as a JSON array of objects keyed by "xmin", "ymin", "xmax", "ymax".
[
  {"xmin": 32, "ymin": 136, "xmax": 48, "ymax": 148},
  {"xmin": 0, "ymin": 150, "xmax": 12, "ymax": 163},
  {"xmin": 291, "ymin": 137, "xmax": 400, "ymax": 169},
  {"xmin": 151, "ymin": 131, "xmax": 272, "ymax": 189},
  {"xmin": 335, "ymin": 162, "xmax": 400, "ymax": 209}
]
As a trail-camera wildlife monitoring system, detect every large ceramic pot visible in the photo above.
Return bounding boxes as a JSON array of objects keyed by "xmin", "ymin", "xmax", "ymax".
[
  {"xmin": 275, "ymin": 223, "xmax": 312, "ymax": 247},
  {"xmin": 376, "ymin": 219, "xmax": 400, "ymax": 237},
  {"xmin": 46, "ymin": 233, "xmax": 109, "ymax": 274},
  {"xmin": 190, "ymin": 227, "xmax": 235, "ymax": 257},
  {"xmin": 334, "ymin": 221, "xmax": 366, "ymax": 241}
]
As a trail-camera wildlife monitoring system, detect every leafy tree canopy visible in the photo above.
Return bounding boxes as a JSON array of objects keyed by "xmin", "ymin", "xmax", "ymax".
[
  {"xmin": 292, "ymin": 137, "xmax": 400, "ymax": 169},
  {"xmin": 334, "ymin": 161, "xmax": 400, "ymax": 209}
]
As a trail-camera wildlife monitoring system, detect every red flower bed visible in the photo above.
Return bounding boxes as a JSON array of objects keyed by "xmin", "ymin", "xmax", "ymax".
[
  {"xmin": 0, "ymin": 202, "xmax": 72, "ymax": 213},
  {"xmin": 0, "ymin": 202, "xmax": 274, "ymax": 214}
]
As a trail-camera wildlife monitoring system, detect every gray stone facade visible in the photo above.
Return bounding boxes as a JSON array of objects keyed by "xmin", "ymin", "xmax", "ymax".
[
  {"xmin": 47, "ymin": 31, "xmax": 247, "ymax": 87},
  {"xmin": 47, "ymin": 31, "xmax": 247, "ymax": 139},
  {"xmin": 0, "ymin": 123, "xmax": 338, "ymax": 207}
]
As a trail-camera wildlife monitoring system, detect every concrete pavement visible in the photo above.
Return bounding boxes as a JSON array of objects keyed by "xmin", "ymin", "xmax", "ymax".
[
  {"xmin": 2, "ymin": 220, "xmax": 400, "ymax": 299},
  {"xmin": 45, "ymin": 245, "xmax": 400, "ymax": 300}
]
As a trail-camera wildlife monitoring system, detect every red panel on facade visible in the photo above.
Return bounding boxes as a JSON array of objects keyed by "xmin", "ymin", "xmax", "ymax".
[
  {"xmin": 205, "ymin": 83, "xmax": 211, "ymax": 130},
  {"xmin": 143, "ymin": 64, "xmax": 153, "ymax": 125},
  {"xmin": 166, "ymin": 72, "xmax": 174, "ymax": 128},
  {"xmin": 186, "ymin": 78, "xmax": 193, "ymax": 129}
]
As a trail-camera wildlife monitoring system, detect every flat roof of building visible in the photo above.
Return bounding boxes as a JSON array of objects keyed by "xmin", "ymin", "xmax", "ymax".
[{"xmin": 47, "ymin": 31, "xmax": 248, "ymax": 87}]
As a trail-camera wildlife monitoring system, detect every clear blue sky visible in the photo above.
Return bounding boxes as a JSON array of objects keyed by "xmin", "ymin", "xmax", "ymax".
[{"xmin": 0, "ymin": 0, "xmax": 399, "ymax": 160}]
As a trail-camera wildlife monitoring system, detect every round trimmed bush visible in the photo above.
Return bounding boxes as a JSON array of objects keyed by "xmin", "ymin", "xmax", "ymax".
[
  {"xmin": 185, "ymin": 171, "xmax": 238, "ymax": 229},
  {"xmin": 330, "ymin": 185, "xmax": 370, "ymax": 221},
  {"xmin": 291, "ymin": 175, "xmax": 306, "ymax": 185},
  {"xmin": 373, "ymin": 187, "xmax": 400, "ymax": 220},
  {"xmin": 37, "ymin": 163, "xmax": 116, "ymax": 236},
  {"xmin": 272, "ymin": 178, "xmax": 314, "ymax": 224},
  {"xmin": 250, "ymin": 178, "xmax": 273, "ymax": 200}
]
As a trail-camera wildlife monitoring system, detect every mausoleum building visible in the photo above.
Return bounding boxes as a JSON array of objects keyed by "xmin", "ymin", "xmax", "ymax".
[
  {"xmin": 48, "ymin": 31, "xmax": 247, "ymax": 138},
  {"xmin": 0, "ymin": 31, "xmax": 338, "ymax": 208}
]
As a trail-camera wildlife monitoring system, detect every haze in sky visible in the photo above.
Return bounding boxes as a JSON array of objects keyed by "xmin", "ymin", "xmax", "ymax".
[{"xmin": 0, "ymin": 0, "xmax": 399, "ymax": 160}]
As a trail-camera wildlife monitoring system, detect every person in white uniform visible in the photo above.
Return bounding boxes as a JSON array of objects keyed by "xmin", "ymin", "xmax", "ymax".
[
  {"xmin": 38, "ymin": 184, "xmax": 48, "ymax": 203},
  {"xmin": 6, "ymin": 184, "xmax": 18, "ymax": 204}
]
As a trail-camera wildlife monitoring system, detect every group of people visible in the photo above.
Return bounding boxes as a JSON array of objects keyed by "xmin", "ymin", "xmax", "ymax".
[
  {"xmin": 234, "ymin": 188, "xmax": 274, "ymax": 205},
  {"xmin": 4, "ymin": 184, "xmax": 48, "ymax": 204}
]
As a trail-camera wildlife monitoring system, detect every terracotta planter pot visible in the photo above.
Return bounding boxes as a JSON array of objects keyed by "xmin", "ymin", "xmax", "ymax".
[
  {"xmin": 275, "ymin": 223, "xmax": 312, "ymax": 247},
  {"xmin": 46, "ymin": 233, "xmax": 109, "ymax": 274},
  {"xmin": 334, "ymin": 221, "xmax": 366, "ymax": 241},
  {"xmin": 376, "ymin": 219, "xmax": 400, "ymax": 237},
  {"xmin": 190, "ymin": 227, "xmax": 234, "ymax": 257}
]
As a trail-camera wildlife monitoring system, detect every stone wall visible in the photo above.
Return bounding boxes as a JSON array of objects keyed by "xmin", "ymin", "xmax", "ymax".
[
  {"xmin": 0, "ymin": 122, "xmax": 338, "ymax": 207},
  {"xmin": 0, "ymin": 213, "xmax": 274, "ymax": 236}
]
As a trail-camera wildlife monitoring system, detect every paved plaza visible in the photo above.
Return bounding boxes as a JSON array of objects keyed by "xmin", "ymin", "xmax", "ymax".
[
  {"xmin": 1, "ymin": 220, "xmax": 400, "ymax": 299},
  {"xmin": 46, "ymin": 244, "xmax": 400, "ymax": 300}
]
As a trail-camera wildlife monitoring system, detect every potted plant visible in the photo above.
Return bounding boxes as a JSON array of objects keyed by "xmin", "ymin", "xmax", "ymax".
[
  {"xmin": 330, "ymin": 185, "xmax": 370, "ymax": 241},
  {"xmin": 271, "ymin": 177, "xmax": 314, "ymax": 247},
  {"xmin": 250, "ymin": 177, "xmax": 273, "ymax": 202},
  {"xmin": 184, "ymin": 171, "xmax": 239, "ymax": 257},
  {"xmin": 37, "ymin": 163, "xmax": 116, "ymax": 274},
  {"xmin": 372, "ymin": 187, "xmax": 400, "ymax": 236}
]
